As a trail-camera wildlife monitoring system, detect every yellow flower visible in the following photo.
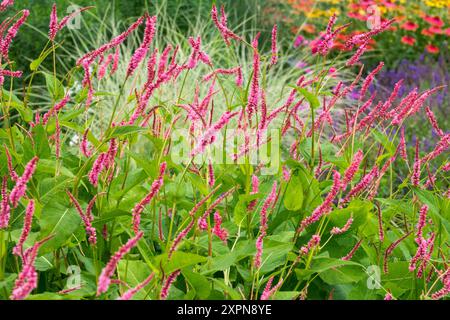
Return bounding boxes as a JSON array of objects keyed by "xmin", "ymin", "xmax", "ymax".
[{"xmin": 423, "ymin": 0, "xmax": 450, "ymax": 8}]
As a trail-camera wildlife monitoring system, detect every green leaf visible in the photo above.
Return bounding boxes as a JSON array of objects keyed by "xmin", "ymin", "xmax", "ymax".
[
  {"xmin": 283, "ymin": 175, "xmax": 304, "ymax": 211},
  {"xmin": 233, "ymin": 193, "xmax": 260, "ymax": 226},
  {"xmin": 295, "ymin": 87, "xmax": 320, "ymax": 109},
  {"xmin": 106, "ymin": 126, "xmax": 147, "ymax": 138},
  {"xmin": 117, "ymin": 260, "xmax": 154, "ymax": 300},
  {"xmin": 2, "ymin": 89, "xmax": 32, "ymax": 122},
  {"xmin": 38, "ymin": 198, "xmax": 82, "ymax": 253},
  {"xmin": 152, "ymin": 252, "xmax": 207, "ymax": 274},
  {"xmin": 44, "ymin": 72, "xmax": 65, "ymax": 101},
  {"xmin": 182, "ymin": 269, "xmax": 211, "ymax": 299}
]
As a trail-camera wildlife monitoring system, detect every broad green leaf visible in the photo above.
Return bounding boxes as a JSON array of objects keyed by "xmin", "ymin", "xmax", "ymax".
[
  {"xmin": 38, "ymin": 199, "xmax": 82, "ymax": 253},
  {"xmin": 118, "ymin": 260, "xmax": 154, "ymax": 300},
  {"xmin": 152, "ymin": 252, "xmax": 207, "ymax": 274},
  {"xmin": 44, "ymin": 72, "xmax": 65, "ymax": 100},
  {"xmin": 283, "ymin": 175, "xmax": 304, "ymax": 211},
  {"xmin": 182, "ymin": 269, "xmax": 211, "ymax": 299}
]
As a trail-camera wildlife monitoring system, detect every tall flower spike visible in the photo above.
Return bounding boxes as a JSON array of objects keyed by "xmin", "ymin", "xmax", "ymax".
[
  {"xmin": 191, "ymin": 111, "xmax": 239, "ymax": 156},
  {"xmin": 330, "ymin": 217, "xmax": 353, "ymax": 235},
  {"xmin": 4, "ymin": 145, "xmax": 18, "ymax": 181},
  {"xmin": 118, "ymin": 272, "xmax": 154, "ymax": 300},
  {"xmin": 97, "ymin": 231, "xmax": 143, "ymax": 295},
  {"xmin": 246, "ymin": 33, "xmax": 260, "ymax": 120},
  {"xmin": 12, "ymin": 199, "xmax": 35, "ymax": 257},
  {"xmin": 261, "ymin": 277, "xmax": 283, "ymax": 300},
  {"xmin": 66, "ymin": 191, "xmax": 97, "ymax": 245},
  {"xmin": 341, "ymin": 149, "xmax": 363, "ymax": 190},
  {"xmin": 411, "ymin": 139, "xmax": 420, "ymax": 186},
  {"xmin": 88, "ymin": 153, "xmax": 107, "ymax": 187},
  {"xmin": 9, "ymin": 156, "xmax": 39, "ymax": 208},
  {"xmin": 398, "ymin": 127, "xmax": 407, "ymax": 161},
  {"xmin": 0, "ymin": 177, "xmax": 11, "ymax": 229},
  {"xmin": 254, "ymin": 182, "xmax": 277, "ymax": 269},
  {"xmin": 127, "ymin": 15, "xmax": 157, "ymax": 77},
  {"xmin": 298, "ymin": 170, "xmax": 341, "ymax": 232},
  {"xmin": 48, "ymin": 4, "xmax": 58, "ymax": 41},
  {"xmin": 198, "ymin": 187, "xmax": 237, "ymax": 231},
  {"xmin": 342, "ymin": 239, "xmax": 362, "ymax": 261},
  {"xmin": 1, "ymin": 9, "xmax": 29, "ymax": 58},
  {"xmin": 42, "ymin": 94, "xmax": 70, "ymax": 125},
  {"xmin": 346, "ymin": 41, "xmax": 368, "ymax": 66},
  {"xmin": 160, "ymin": 270, "xmax": 180, "ymax": 300},
  {"xmin": 132, "ymin": 162, "xmax": 166, "ymax": 234},
  {"xmin": 425, "ymin": 106, "xmax": 444, "ymax": 137},
  {"xmin": 0, "ymin": 0, "xmax": 14, "ymax": 12},
  {"xmin": 80, "ymin": 128, "xmax": 92, "ymax": 157},
  {"xmin": 212, "ymin": 211, "xmax": 228, "ymax": 243},
  {"xmin": 270, "ymin": 24, "xmax": 278, "ymax": 66}
]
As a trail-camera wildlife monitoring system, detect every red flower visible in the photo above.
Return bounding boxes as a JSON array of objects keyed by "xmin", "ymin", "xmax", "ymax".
[
  {"xmin": 445, "ymin": 28, "xmax": 450, "ymax": 37},
  {"xmin": 400, "ymin": 21, "xmax": 419, "ymax": 31},
  {"xmin": 428, "ymin": 26, "xmax": 443, "ymax": 34},
  {"xmin": 401, "ymin": 36, "xmax": 416, "ymax": 46},
  {"xmin": 423, "ymin": 15, "xmax": 444, "ymax": 27},
  {"xmin": 426, "ymin": 44, "xmax": 439, "ymax": 54}
]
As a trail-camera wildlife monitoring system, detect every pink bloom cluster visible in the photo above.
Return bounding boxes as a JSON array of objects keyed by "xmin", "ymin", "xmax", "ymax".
[
  {"xmin": 9, "ymin": 156, "xmax": 39, "ymax": 208},
  {"xmin": 261, "ymin": 276, "xmax": 283, "ymax": 300},
  {"xmin": 10, "ymin": 236, "xmax": 53, "ymax": 300},
  {"xmin": 127, "ymin": 15, "xmax": 157, "ymax": 77},
  {"xmin": 48, "ymin": 3, "xmax": 91, "ymax": 41},
  {"xmin": 1, "ymin": 9, "xmax": 29, "ymax": 58},
  {"xmin": 132, "ymin": 162, "xmax": 166, "ymax": 233},
  {"xmin": 66, "ymin": 191, "xmax": 97, "ymax": 245},
  {"xmin": 118, "ymin": 272, "xmax": 154, "ymax": 300},
  {"xmin": 212, "ymin": 211, "xmax": 228, "ymax": 243},
  {"xmin": 342, "ymin": 239, "xmax": 362, "ymax": 261},
  {"xmin": 299, "ymin": 234, "xmax": 321, "ymax": 256},
  {"xmin": 97, "ymin": 231, "xmax": 143, "ymax": 295},
  {"xmin": 160, "ymin": 270, "xmax": 180, "ymax": 300},
  {"xmin": 211, "ymin": 5, "xmax": 241, "ymax": 46},
  {"xmin": 330, "ymin": 217, "xmax": 353, "ymax": 235},
  {"xmin": 88, "ymin": 139, "xmax": 118, "ymax": 187},
  {"xmin": 198, "ymin": 187, "xmax": 237, "ymax": 231},
  {"xmin": 0, "ymin": 177, "xmax": 10, "ymax": 229},
  {"xmin": 254, "ymin": 182, "xmax": 277, "ymax": 269},
  {"xmin": 298, "ymin": 170, "xmax": 341, "ymax": 233},
  {"xmin": 12, "ymin": 200, "xmax": 35, "ymax": 257},
  {"xmin": 409, "ymin": 205, "xmax": 435, "ymax": 278}
]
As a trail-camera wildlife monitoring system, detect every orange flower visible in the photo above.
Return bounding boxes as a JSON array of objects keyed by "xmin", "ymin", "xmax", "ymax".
[
  {"xmin": 421, "ymin": 28, "xmax": 435, "ymax": 37},
  {"xmin": 400, "ymin": 21, "xmax": 419, "ymax": 31},
  {"xmin": 401, "ymin": 36, "xmax": 416, "ymax": 46},
  {"xmin": 301, "ymin": 23, "xmax": 316, "ymax": 34},
  {"xmin": 425, "ymin": 44, "xmax": 439, "ymax": 54}
]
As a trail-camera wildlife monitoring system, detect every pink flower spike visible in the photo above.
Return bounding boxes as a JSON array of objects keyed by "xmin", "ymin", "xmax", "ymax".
[
  {"xmin": 66, "ymin": 190, "xmax": 97, "ymax": 245},
  {"xmin": 111, "ymin": 47, "xmax": 120, "ymax": 75},
  {"xmin": 207, "ymin": 161, "xmax": 215, "ymax": 188},
  {"xmin": 160, "ymin": 270, "xmax": 180, "ymax": 300},
  {"xmin": 118, "ymin": 272, "xmax": 155, "ymax": 300},
  {"xmin": 80, "ymin": 128, "xmax": 92, "ymax": 157},
  {"xmin": 49, "ymin": 4, "xmax": 58, "ymax": 41},
  {"xmin": 341, "ymin": 149, "xmax": 363, "ymax": 190},
  {"xmin": 42, "ymin": 95, "xmax": 70, "ymax": 125},
  {"xmin": 411, "ymin": 140, "xmax": 421, "ymax": 186},
  {"xmin": 0, "ymin": 177, "xmax": 11, "ymax": 229},
  {"xmin": 254, "ymin": 182, "xmax": 277, "ymax": 269},
  {"xmin": 12, "ymin": 199, "xmax": 35, "ymax": 257},
  {"xmin": 88, "ymin": 153, "xmax": 107, "ymax": 187},
  {"xmin": 132, "ymin": 162, "xmax": 166, "ymax": 233},
  {"xmin": 384, "ymin": 292, "xmax": 393, "ymax": 300},
  {"xmin": 212, "ymin": 211, "xmax": 228, "ymax": 243},
  {"xmin": 346, "ymin": 41, "xmax": 368, "ymax": 66},
  {"xmin": 0, "ymin": 0, "xmax": 14, "ymax": 12},
  {"xmin": 299, "ymin": 234, "xmax": 321, "ymax": 256},
  {"xmin": 9, "ymin": 156, "xmax": 39, "ymax": 208},
  {"xmin": 270, "ymin": 24, "xmax": 278, "ymax": 66},
  {"xmin": 261, "ymin": 276, "xmax": 283, "ymax": 300},
  {"xmin": 97, "ymin": 231, "xmax": 144, "ymax": 296},
  {"xmin": 425, "ymin": 106, "xmax": 444, "ymax": 137},
  {"xmin": 127, "ymin": 15, "xmax": 157, "ymax": 77},
  {"xmin": 342, "ymin": 239, "xmax": 362, "ymax": 261},
  {"xmin": 330, "ymin": 217, "xmax": 353, "ymax": 235},
  {"xmin": 360, "ymin": 62, "xmax": 384, "ymax": 99},
  {"xmin": 1, "ymin": 9, "xmax": 29, "ymax": 58},
  {"xmin": 4, "ymin": 145, "xmax": 18, "ymax": 181},
  {"xmin": 398, "ymin": 127, "xmax": 407, "ymax": 161}
]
